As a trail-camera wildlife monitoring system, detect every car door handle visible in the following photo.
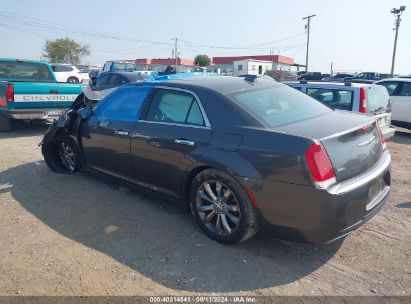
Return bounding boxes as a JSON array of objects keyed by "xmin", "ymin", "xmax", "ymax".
[
  {"xmin": 114, "ymin": 130, "xmax": 129, "ymax": 136},
  {"xmin": 174, "ymin": 139, "xmax": 195, "ymax": 146}
]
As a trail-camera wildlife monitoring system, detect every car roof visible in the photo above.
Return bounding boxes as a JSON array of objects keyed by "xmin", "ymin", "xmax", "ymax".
[
  {"xmin": 100, "ymin": 71, "xmax": 151, "ymax": 81},
  {"xmin": 50, "ymin": 63, "xmax": 75, "ymax": 66},
  {"xmin": 136, "ymin": 75, "xmax": 282, "ymax": 94},
  {"xmin": 0, "ymin": 58, "xmax": 49, "ymax": 65},
  {"xmin": 285, "ymin": 81, "xmax": 370, "ymax": 87},
  {"xmin": 377, "ymin": 77, "xmax": 411, "ymax": 82},
  {"xmin": 108, "ymin": 60, "xmax": 135, "ymax": 63}
]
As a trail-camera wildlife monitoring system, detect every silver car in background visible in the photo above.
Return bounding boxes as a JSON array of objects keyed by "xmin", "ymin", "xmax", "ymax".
[{"xmin": 285, "ymin": 81, "xmax": 396, "ymax": 141}]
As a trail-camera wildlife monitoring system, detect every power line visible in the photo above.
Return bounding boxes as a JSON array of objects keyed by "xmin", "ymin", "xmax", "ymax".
[
  {"xmin": 0, "ymin": 10, "xmax": 308, "ymax": 53},
  {"xmin": 178, "ymin": 32, "xmax": 306, "ymax": 50},
  {"xmin": 0, "ymin": 11, "xmax": 174, "ymax": 46}
]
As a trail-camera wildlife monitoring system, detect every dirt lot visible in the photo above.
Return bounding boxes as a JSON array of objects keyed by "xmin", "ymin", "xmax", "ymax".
[{"xmin": 0, "ymin": 122, "xmax": 410, "ymax": 297}]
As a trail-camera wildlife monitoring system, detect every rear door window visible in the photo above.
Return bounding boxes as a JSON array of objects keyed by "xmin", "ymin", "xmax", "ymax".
[
  {"xmin": 145, "ymin": 89, "xmax": 205, "ymax": 126},
  {"xmin": 366, "ymin": 86, "xmax": 390, "ymax": 113},
  {"xmin": 378, "ymin": 81, "xmax": 401, "ymax": 96},
  {"xmin": 54, "ymin": 65, "xmax": 73, "ymax": 72},
  {"xmin": 306, "ymin": 88, "xmax": 353, "ymax": 111},
  {"xmin": 399, "ymin": 82, "xmax": 411, "ymax": 96}
]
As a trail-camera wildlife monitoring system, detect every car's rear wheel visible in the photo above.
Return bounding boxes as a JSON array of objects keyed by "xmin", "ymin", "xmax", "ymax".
[
  {"xmin": 67, "ymin": 77, "xmax": 79, "ymax": 83},
  {"xmin": 0, "ymin": 115, "xmax": 11, "ymax": 131},
  {"xmin": 189, "ymin": 169, "xmax": 259, "ymax": 243},
  {"xmin": 43, "ymin": 135, "xmax": 80, "ymax": 174}
]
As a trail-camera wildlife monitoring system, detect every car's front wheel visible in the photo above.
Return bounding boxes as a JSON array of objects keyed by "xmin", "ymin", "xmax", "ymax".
[
  {"xmin": 43, "ymin": 134, "xmax": 80, "ymax": 174},
  {"xmin": 189, "ymin": 169, "xmax": 259, "ymax": 243}
]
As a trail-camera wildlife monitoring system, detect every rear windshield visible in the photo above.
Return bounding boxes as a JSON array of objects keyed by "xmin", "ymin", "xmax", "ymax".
[
  {"xmin": 366, "ymin": 85, "xmax": 390, "ymax": 113},
  {"xmin": 112, "ymin": 63, "xmax": 136, "ymax": 71},
  {"xmin": 0, "ymin": 61, "xmax": 54, "ymax": 81},
  {"xmin": 306, "ymin": 88, "xmax": 353, "ymax": 111},
  {"xmin": 228, "ymin": 85, "xmax": 332, "ymax": 128}
]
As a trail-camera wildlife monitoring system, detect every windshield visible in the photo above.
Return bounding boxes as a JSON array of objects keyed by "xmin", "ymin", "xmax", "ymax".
[
  {"xmin": 228, "ymin": 85, "xmax": 332, "ymax": 128},
  {"xmin": 0, "ymin": 61, "xmax": 54, "ymax": 81},
  {"xmin": 112, "ymin": 63, "xmax": 136, "ymax": 71}
]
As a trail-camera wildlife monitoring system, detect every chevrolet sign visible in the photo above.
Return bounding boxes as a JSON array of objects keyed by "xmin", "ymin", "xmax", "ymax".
[{"xmin": 14, "ymin": 94, "xmax": 78, "ymax": 102}]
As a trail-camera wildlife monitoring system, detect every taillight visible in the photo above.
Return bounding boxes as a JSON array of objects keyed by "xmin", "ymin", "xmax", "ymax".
[
  {"xmin": 376, "ymin": 119, "xmax": 387, "ymax": 150},
  {"xmin": 305, "ymin": 141, "xmax": 336, "ymax": 190},
  {"xmin": 359, "ymin": 87, "xmax": 367, "ymax": 113},
  {"xmin": 6, "ymin": 84, "xmax": 14, "ymax": 102}
]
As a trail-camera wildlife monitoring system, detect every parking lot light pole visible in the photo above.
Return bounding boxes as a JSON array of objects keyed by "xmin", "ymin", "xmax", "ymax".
[
  {"xmin": 173, "ymin": 37, "xmax": 178, "ymax": 66},
  {"xmin": 390, "ymin": 6, "xmax": 406, "ymax": 77},
  {"xmin": 302, "ymin": 14, "xmax": 316, "ymax": 73}
]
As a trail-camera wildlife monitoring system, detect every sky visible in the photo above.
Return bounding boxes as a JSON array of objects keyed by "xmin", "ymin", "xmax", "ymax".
[{"xmin": 0, "ymin": 0, "xmax": 410, "ymax": 74}]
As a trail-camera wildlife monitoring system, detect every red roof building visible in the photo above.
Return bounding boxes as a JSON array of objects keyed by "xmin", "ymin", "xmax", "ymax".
[{"xmin": 135, "ymin": 58, "xmax": 195, "ymax": 66}]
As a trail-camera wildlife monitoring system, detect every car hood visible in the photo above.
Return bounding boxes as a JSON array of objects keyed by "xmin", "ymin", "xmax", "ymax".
[{"xmin": 81, "ymin": 87, "xmax": 116, "ymax": 101}]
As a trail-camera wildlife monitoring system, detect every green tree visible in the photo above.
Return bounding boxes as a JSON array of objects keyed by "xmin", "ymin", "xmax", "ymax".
[
  {"xmin": 43, "ymin": 37, "xmax": 90, "ymax": 64},
  {"xmin": 194, "ymin": 54, "xmax": 211, "ymax": 67}
]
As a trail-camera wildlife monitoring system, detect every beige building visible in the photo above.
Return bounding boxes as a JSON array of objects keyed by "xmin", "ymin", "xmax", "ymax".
[{"xmin": 233, "ymin": 59, "xmax": 273, "ymax": 77}]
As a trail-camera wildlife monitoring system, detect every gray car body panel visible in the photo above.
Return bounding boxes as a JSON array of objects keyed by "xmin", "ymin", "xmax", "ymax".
[{"xmin": 42, "ymin": 76, "xmax": 391, "ymax": 244}]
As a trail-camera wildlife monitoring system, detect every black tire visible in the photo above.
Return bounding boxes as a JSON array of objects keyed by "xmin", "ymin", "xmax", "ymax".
[
  {"xmin": 189, "ymin": 169, "xmax": 259, "ymax": 244},
  {"xmin": 67, "ymin": 77, "xmax": 79, "ymax": 83},
  {"xmin": 43, "ymin": 134, "xmax": 81, "ymax": 174},
  {"xmin": 0, "ymin": 115, "xmax": 11, "ymax": 131}
]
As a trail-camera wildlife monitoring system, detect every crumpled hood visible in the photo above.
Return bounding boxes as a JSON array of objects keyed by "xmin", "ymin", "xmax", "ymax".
[{"xmin": 81, "ymin": 87, "xmax": 117, "ymax": 101}]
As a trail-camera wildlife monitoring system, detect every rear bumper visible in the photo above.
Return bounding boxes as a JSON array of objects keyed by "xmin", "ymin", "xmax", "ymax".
[
  {"xmin": 242, "ymin": 151, "xmax": 391, "ymax": 244},
  {"xmin": 382, "ymin": 125, "xmax": 396, "ymax": 141},
  {"xmin": 4, "ymin": 108, "xmax": 66, "ymax": 120}
]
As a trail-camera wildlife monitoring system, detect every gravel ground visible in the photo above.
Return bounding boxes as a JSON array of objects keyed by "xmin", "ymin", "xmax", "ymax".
[{"xmin": 0, "ymin": 122, "xmax": 410, "ymax": 297}]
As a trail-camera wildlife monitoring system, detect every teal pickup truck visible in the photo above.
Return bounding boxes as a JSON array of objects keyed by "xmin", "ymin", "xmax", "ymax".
[{"xmin": 0, "ymin": 58, "xmax": 84, "ymax": 131}]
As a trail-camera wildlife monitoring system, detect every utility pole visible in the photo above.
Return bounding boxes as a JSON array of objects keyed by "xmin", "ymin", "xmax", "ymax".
[
  {"xmin": 173, "ymin": 37, "xmax": 178, "ymax": 66},
  {"xmin": 302, "ymin": 14, "xmax": 316, "ymax": 73},
  {"xmin": 390, "ymin": 6, "xmax": 406, "ymax": 77}
]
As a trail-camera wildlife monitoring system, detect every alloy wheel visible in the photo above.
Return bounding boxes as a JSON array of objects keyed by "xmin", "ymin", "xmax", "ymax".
[
  {"xmin": 196, "ymin": 180, "xmax": 241, "ymax": 236},
  {"xmin": 59, "ymin": 142, "xmax": 76, "ymax": 172}
]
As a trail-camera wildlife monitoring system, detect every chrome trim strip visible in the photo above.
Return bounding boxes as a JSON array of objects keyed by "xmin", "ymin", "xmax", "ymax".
[
  {"xmin": 327, "ymin": 152, "xmax": 391, "ymax": 195},
  {"xmin": 143, "ymin": 85, "xmax": 211, "ymax": 128},
  {"xmin": 138, "ymin": 120, "xmax": 211, "ymax": 130},
  {"xmin": 366, "ymin": 186, "xmax": 390, "ymax": 211},
  {"xmin": 174, "ymin": 139, "xmax": 195, "ymax": 146}
]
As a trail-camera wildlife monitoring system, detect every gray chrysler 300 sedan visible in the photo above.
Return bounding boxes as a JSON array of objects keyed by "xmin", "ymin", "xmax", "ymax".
[{"xmin": 41, "ymin": 74, "xmax": 391, "ymax": 244}]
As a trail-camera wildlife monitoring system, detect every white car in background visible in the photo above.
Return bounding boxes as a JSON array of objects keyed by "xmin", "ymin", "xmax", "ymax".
[
  {"xmin": 376, "ymin": 78, "xmax": 411, "ymax": 129},
  {"xmin": 50, "ymin": 64, "xmax": 89, "ymax": 83}
]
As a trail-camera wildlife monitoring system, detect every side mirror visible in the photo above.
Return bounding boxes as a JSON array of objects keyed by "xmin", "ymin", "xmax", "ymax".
[{"xmin": 78, "ymin": 107, "xmax": 92, "ymax": 119}]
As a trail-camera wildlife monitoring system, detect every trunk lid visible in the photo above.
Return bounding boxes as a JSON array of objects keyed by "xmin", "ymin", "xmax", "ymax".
[{"xmin": 275, "ymin": 110, "xmax": 383, "ymax": 182}]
